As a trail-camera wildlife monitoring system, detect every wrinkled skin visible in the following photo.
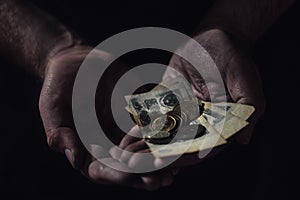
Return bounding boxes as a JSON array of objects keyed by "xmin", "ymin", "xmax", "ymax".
[
  {"xmin": 39, "ymin": 45, "xmax": 175, "ymax": 190},
  {"xmin": 114, "ymin": 29, "xmax": 265, "ymax": 169},
  {"xmin": 165, "ymin": 29, "xmax": 265, "ymax": 144},
  {"xmin": 39, "ymin": 29, "xmax": 265, "ymax": 188}
]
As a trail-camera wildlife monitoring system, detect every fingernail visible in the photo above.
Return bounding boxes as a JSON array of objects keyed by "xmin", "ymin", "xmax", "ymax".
[
  {"xmin": 154, "ymin": 158, "xmax": 164, "ymax": 168},
  {"xmin": 64, "ymin": 149, "xmax": 75, "ymax": 168}
]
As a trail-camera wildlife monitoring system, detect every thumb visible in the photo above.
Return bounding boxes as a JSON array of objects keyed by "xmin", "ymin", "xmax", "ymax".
[
  {"xmin": 46, "ymin": 127, "xmax": 86, "ymax": 169},
  {"xmin": 226, "ymin": 54, "xmax": 265, "ymax": 144}
]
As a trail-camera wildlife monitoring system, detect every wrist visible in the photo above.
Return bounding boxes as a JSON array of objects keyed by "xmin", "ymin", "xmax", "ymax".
[
  {"xmin": 195, "ymin": 23, "xmax": 251, "ymax": 51},
  {"xmin": 38, "ymin": 31, "xmax": 83, "ymax": 79},
  {"xmin": 196, "ymin": 0, "xmax": 296, "ymax": 49}
]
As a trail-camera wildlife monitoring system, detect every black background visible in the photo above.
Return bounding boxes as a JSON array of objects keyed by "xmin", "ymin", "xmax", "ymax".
[{"xmin": 0, "ymin": 0, "xmax": 298, "ymax": 199}]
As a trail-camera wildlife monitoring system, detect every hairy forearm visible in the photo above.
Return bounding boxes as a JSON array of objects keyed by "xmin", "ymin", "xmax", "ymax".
[
  {"xmin": 0, "ymin": 0, "xmax": 80, "ymax": 78},
  {"xmin": 199, "ymin": 0, "xmax": 295, "ymax": 47}
]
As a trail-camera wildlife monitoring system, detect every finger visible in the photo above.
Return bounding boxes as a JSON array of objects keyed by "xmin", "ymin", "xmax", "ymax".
[
  {"xmin": 163, "ymin": 54, "xmax": 189, "ymax": 81},
  {"xmin": 119, "ymin": 140, "xmax": 148, "ymax": 163},
  {"xmin": 127, "ymin": 149, "xmax": 157, "ymax": 171},
  {"xmin": 126, "ymin": 148, "xmax": 181, "ymax": 177},
  {"xmin": 119, "ymin": 125, "xmax": 143, "ymax": 149},
  {"xmin": 90, "ymin": 144, "xmax": 111, "ymax": 160},
  {"xmin": 139, "ymin": 174, "xmax": 162, "ymax": 190},
  {"xmin": 226, "ymin": 54, "xmax": 265, "ymax": 143},
  {"xmin": 39, "ymin": 74, "xmax": 87, "ymax": 169},
  {"xmin": 89, "ymin": 154, "xmax": 174, "ymax": 190},
  {"xmin": 109, "ymin": 145, "xmax": 123, "ymax": 160},
  {"xmin": 226, "ymin": 56, "xmax": 265, "ymax": 109},
  {"xmin": 160, "ymin": 171, "xmax": 175, "ymax": 187},
  {"xmin": 168, "ymin": 54, "xmax": 230, "ymax": 101},
  {"xmin": 138, "ymin": 170, "xmax": 175, "ymax": 190},
  {"xmin": 46, "ymin": 127, "xmax": 86, "ymax": 169},
  {"xmin": 88, "ymin": 158, "xmax": 138, "ymax": 186},
  {"xmin": 80, "ymin": 145, "xmax": 125, "ymax": 181},
  {"xmin": 39, "ymin": 47, "xmax": 118, "ymax": 170},
  {"xmin": 110, "ymin": 125, "xmax": 143, "ymax": 160}
]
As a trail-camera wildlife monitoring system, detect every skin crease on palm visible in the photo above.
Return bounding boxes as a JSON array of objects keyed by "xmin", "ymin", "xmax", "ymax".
[
  {"xmin": 0, "ymin": 0, "xmax": 295, "ymax": 191},
  {"xmin": 39, "ymin": 28, "xmax": 266, "ymax": 189},
  {"xmin": 114, "ymin": 29, "xmax": 266, "ymax": 170},
  {"xmin": 39, "ymin": 45, "xmax": 176, "ymax": 190}
]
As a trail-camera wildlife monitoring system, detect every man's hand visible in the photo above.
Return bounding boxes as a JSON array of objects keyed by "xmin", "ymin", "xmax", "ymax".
[
  {"xmin": 39, "ymin": 44, "xmax": 174, "ymax": 190},
  {"xmin": 164, "ymin": 29, "xmax": 265, "ymax": 144},
  {"xmin": 116, "ymin": 29, "xmax": 265, "ymax": 169}
]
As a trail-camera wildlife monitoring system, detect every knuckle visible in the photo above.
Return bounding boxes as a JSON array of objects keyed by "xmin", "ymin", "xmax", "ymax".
[
  {"xmin": 120, "ymin": 151, "xmax": 134, "ymax": 162},
  {"xmin": 88, "ymin": 162, "xmax": 102, "ymax": 181},
  {"xmin": 119, "ymin": 137, "xmax": 131, "ymax": 149},
  {"xmin": 46, "ymin": 129, "xmax": 61, "ymax": 151},
  {"xmin": 142, "ymin": 178, "xmax": 161, "ymax": 191},
  {"xmin": 124, "ymin": 145, "xmax": 136, "ymax": 153}
]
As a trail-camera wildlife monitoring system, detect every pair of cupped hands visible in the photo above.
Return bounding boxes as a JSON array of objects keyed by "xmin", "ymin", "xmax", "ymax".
[{"xmin": 39, "ymin": 29, "xmax": 265, "ymax": 190}]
